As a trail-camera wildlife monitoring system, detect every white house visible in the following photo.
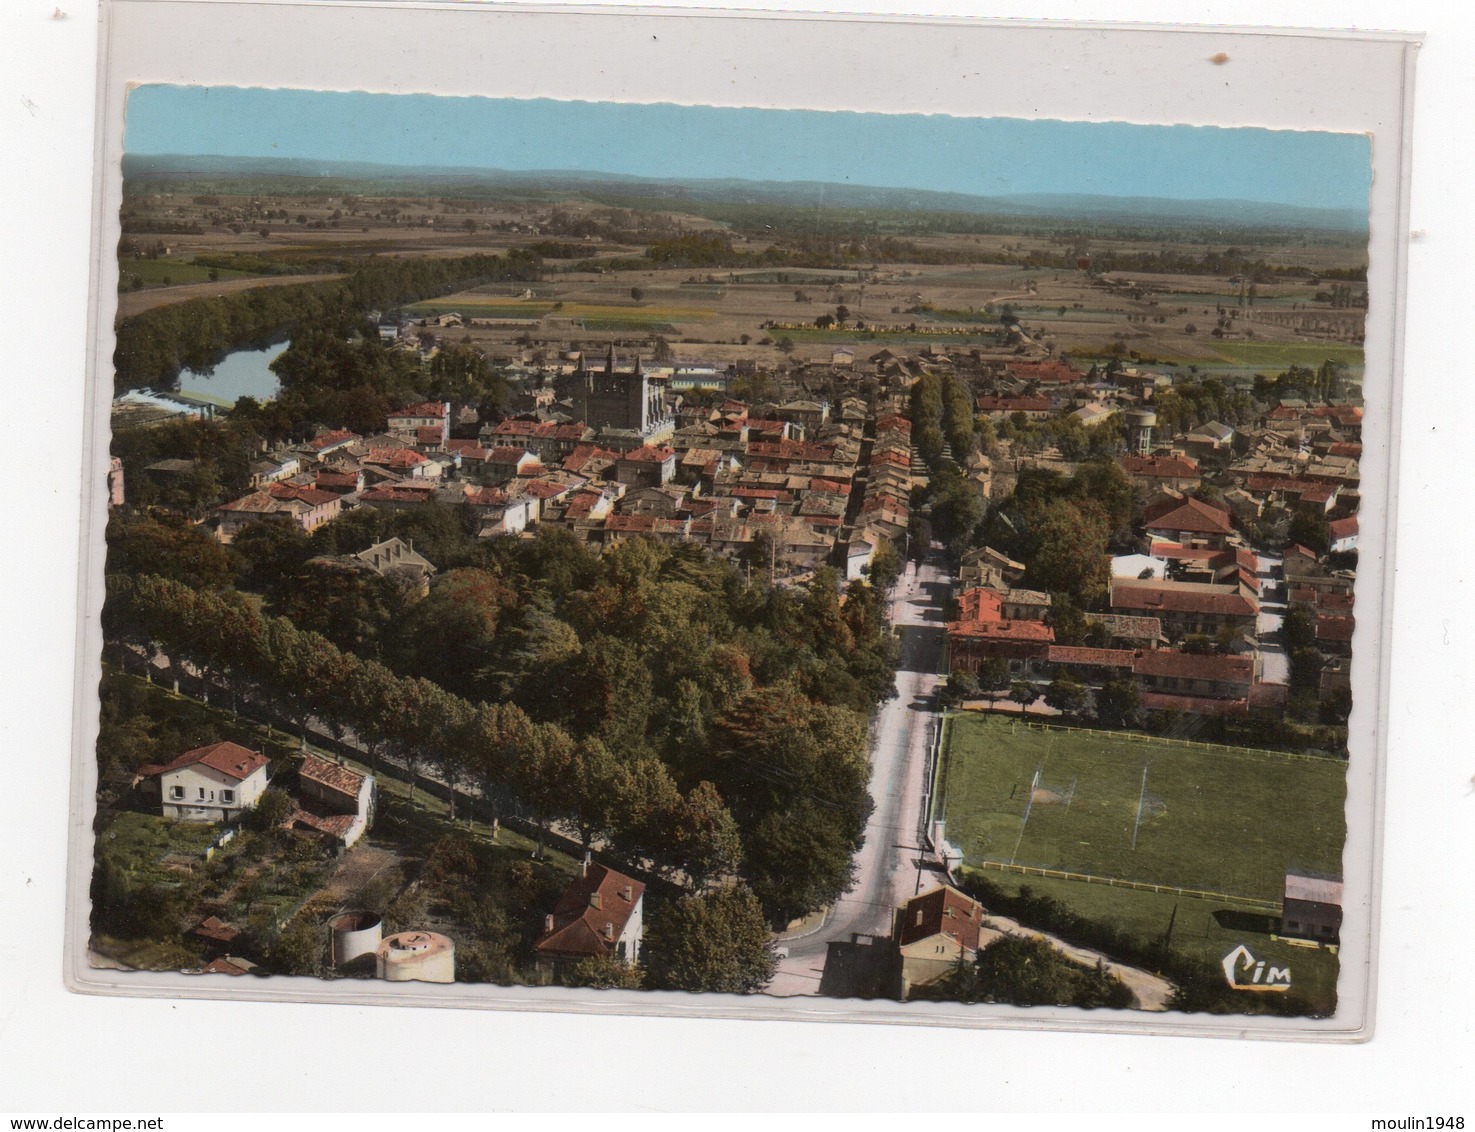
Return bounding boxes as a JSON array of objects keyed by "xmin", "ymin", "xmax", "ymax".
[
  {"xmin": 1328, "ymin": 515, "xmax": 1359, "ymax": 554},
  {"xmin": 143, "ymin": 741, "xmax": 270, "ymax": 823}
]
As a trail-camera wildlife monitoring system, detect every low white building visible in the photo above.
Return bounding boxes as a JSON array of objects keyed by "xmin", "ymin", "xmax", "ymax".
[{"xmin": 142, "ymin": 741, "xmax": 270, "ymax": 823}]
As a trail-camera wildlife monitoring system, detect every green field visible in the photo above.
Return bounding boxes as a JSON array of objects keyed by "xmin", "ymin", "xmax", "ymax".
[
  {"xmin": 408, "ymin": 298, "xmax": 711, "ymax": 325},
  {"xmin": 1206, "ymin": 340, "xmax": 1364, "ymax": 371},
  {"xmin": 118, "ymin": 256, "xmax": 259, "ymax": 289},
  {"xmin": 938, "ymin": 714, "xmax": 1346, "ymax": 903}
]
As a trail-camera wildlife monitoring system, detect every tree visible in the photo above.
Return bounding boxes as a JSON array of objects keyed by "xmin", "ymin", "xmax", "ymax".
[
  {"xmin": 1009, "ymin": 681, "xmax": 1037, "ymax": 713},
  {"xmin": 1095, "ymin": 677, "xmax": 1142, "ymax": 730},
  {"xmin": 630, "ymin": 286, "xmax": 644, "ymax": 302},
  {"xmin": 929, "ymin": 934, "xmax": 1133, "ymax": 1008},
  {"xmin": 776, "ymin": 336, "xmax": 795, "ymax": 354},
  {"xmin": 670, "ymin": 781, "xmax": 744, "ymax": 886},
  {"xmin": 564, "ymin": 955, "xmax": 644, "ymax": 990},
  {"xmin": 247, "ymin": 786, "xmax": 295, "ymax": 832},
  {"xmin": 1044, "ymin": 673, "xmax": 1089, "ymax": 717},
  {"xmin": 1286, "ymin": 512, "xmax": 1329, "ymax": 556},
  {"xmin": 643, "ymin": 886, "xmax": 777, "ymax": 993},
  {"xmin": 268, "ymin": 916, "xmax": 324, "ymax": 977},
  {"xmin": 977, "ymin": 657, "xmax": 1010, "ymax": 695},
  {"xmin": 940, "ymin": 668, "xmax": 981, "ymax": 708},
  {"xmin": 106, "ymin": 513, "xmax": 237, "ymax": 589},
  {"xmin": 834, "ymin": 304, "xmax": 850, "ymax": 326},
  {"xmin": 1283, "ymin": 603, "xmax": 1318, "ymax": 652}
]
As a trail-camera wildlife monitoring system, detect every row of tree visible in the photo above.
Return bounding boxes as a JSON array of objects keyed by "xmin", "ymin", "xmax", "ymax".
[{"xmin": 104, "ymin": 572, "xmax": 744, "ymax": 883}]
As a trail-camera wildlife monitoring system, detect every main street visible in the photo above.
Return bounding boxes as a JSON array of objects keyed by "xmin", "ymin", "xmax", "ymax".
[{"xmin": 768, "ymin": 550, "xmax": 950, "ymax": 997}]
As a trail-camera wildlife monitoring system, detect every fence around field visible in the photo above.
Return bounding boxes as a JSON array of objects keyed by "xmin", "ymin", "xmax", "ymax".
[
  {"xmin": 963, "ymin": 860, "xmax": 1283, "ymax": 912},
  {"xmin": 970, "ymin": 715, "xmax": 1347, "ymax": 765}
]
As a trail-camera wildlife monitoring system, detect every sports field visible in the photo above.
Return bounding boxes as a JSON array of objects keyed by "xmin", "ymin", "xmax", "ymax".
[{"xmin": 938, "ymin": 714, "xmax": 1347, "ymax": 904}]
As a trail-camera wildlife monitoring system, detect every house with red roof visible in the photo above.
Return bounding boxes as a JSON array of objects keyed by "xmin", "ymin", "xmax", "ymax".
[
  {"xmin": 306, "ymin": 428, "xmax": 360, "ymax": 456},
  {"xmin": 362, "ymin": 446, "xmax": 439, "ymax": 480},
  {"xmin": 138, "ymin": 741, "xmax": 270, "ymax": 823},
  {"xmin": 1328, "ymin": 515, "xmax": 1359, "ymax": 554},
  {"xmin": 1142, "ymin": 497, "xmax": 1235, "ymax": 550},
  {"xmin": 286, "ymin": 754, "xmax": 375, "ymax": 848},
  {"xmin": 894, "ymin": 884, "xmax": 994, "ymax": 998},
  {"xmin": 534, "ymin": 861, "xmax": 645, "ymax": 970},
  {"xmin": 1110, "ymin": 577, "xmax": 1258, "ymax": 641},
  {"xmin": 614, "ymin": 445, "xmax": 677, "ymax": 489},
  {"xmin": 1120, "ymin": 453, "xmax": 1202, "ymax": 493},
  {"xmin": 215, "ymin": 484, "xmax": 343, "ymax": 542},
  {"xmin": 387, "ymin": 400, "xmax": 450, "ymax": 445},
  {"xmin": 976, "ymin": 395, "xmax": 1050, "ymax": 420}
]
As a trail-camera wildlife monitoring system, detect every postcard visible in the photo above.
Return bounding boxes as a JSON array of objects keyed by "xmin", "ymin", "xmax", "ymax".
[{"xmin": 69, "ymin": 4, "xmax": 1414, "ymax": 1040}]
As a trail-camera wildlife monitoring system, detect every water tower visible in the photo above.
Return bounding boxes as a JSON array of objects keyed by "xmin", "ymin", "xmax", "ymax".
[{"xmin": 1125, "ymin": 408, "xmax": 1157, "ymax": 456}]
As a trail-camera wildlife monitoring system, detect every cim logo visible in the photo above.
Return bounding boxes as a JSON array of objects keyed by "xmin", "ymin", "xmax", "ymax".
[{"xmin": 1221, "ymin": 944, "xmax": 1292, "ymax": 992}]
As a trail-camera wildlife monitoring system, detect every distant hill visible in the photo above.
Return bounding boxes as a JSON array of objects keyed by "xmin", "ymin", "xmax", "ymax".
[{"xmin": 122, "ymin": 153, "xmax": 1368, "ymax": 234}]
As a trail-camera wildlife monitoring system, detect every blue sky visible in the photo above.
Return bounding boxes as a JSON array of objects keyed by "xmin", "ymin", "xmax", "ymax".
[{"xmin": 125, "ymin": 85, "xmax": 1370, "ymax": 211}]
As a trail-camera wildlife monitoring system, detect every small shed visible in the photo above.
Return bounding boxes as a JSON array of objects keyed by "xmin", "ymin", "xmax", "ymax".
[{"xmin": 1281, "ymin": 872, "xmax": 1343, "ymax": 944}]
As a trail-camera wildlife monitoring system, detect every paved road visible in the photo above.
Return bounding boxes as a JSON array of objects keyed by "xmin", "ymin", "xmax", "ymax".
[
  {"xmin": 1256, "ymin": 553, "xmax": 1289, "ymax": 686},
  {"xmin": 768, "ymin": 553, "xmax": 949, "ymax": 996}
]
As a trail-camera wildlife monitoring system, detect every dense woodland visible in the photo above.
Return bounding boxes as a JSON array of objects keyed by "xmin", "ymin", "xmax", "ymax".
[{"xmin": 104, "ymin": 501, "xmax": 900, "ymax": 927}]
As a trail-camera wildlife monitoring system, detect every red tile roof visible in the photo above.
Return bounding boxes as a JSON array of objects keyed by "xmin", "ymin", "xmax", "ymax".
[
  {"xmin": 190, "ymin": 915, "xmax": 239, "ymax": 944},
  {"xmin": 619, "ymin": 445, "xmax": 676, "ymax": 463},
  {"xmin": 307, "ymin": 428, "xmax": 360, "ymax": 451},
  {"xmin": 363, "ymin": 447, "xmax": 430, "ymax": 469},
  {"xmin": 266, "ymin": 482, "xmax": 339, "ymax": 507},
  {"xmin": 896, "ymin": 885, "xmax": 984, "ymax": 951},
  {"xmin": 389, "ymin": 401, "xmax": 449, "ymax": 419},
  {"xmin": 534, "ymin": 863, "xmax": 645, "ymax": 960},
  {"xmin": 1122, "ymin": 454, "xmax": 1200, "ymax": 479},
  {"xmin": 976, "ymin": 395, "xmax": 1050, "ymax": 413},
  {"xmin": 1316, "ymin": 614, "xmax": 1355, "ymax": 643},
  {"xmin": 360, "ymin": 484, "xmax": 438, "ymax": 504},
  {"xmin": 1144, "ymin": 498, "xmax": 1233, "ymax": 536},
  {"xmin": 1111, "ymin": 581, "xmax": 1257, "ymax": 618},
  {"xmin": 486, "ymin": 446, "xmax": 535, "ymax": 463},
  {"xmin": 151, "ymin": 741, "xmax": 268, "ymax": 782},
  {"xmin": 1139, "ymin": 692, "xmax": 1248, "ymax": 716},
  {"xmin": 1005, "ymin": 359, "xmax": 1083, "ymax": 384},
  {"xmin": 299, "ymin": 754, "xmax": 366, "ymax": 797},
  {"xmin": 1046, "ymin": 645, "xmax": 1136, "ymax": 668},
  {"xmin": 1133, "ymin": 649, "xmax": 1253, "ymax": 683},
  {"xmin": 197, "ymin": 957, "xmax": 252, "ymax": 976}
]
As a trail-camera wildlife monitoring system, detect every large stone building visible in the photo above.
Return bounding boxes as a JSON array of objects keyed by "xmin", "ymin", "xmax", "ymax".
[{"xmin": 569, "ymin": 347, "xmax": 673, "ymax": 445}]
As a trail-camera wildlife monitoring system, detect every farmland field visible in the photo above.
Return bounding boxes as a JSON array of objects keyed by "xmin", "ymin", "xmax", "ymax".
[
  {"xmin": 937, "ymin": 713, "xmax": 1347, "ymax": 903},
  {"xmin": 118, "ymin": 256, "xmax": 259, "ymax": 288}
]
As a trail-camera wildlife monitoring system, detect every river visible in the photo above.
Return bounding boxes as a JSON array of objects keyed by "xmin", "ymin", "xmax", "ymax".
[
  {"xmin": 175, "ymin": 340, "xmax": 289, "ymax": 406},
  {"xmin": 114, "ymin": 341, "xmax": 290, "ymax": 416}
]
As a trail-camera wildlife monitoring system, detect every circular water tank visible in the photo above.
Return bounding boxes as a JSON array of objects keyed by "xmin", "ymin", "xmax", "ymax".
[
  {"xmin": 376, "ymin": 930, "xmax": 456, "ymax": 984},
  {"xmin": 1126, "ymin": 409, "xmax": 1157, "ymax": 428},
  {"xmin": 330, "ymin": 911, "xmax": 382, "ymax": 967}
]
